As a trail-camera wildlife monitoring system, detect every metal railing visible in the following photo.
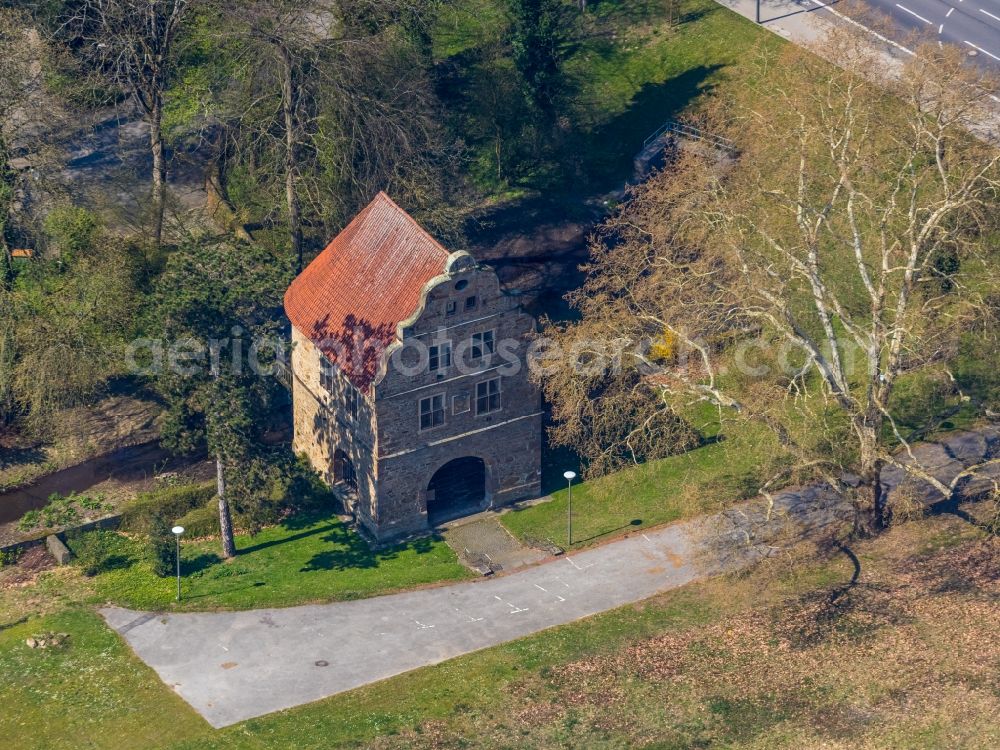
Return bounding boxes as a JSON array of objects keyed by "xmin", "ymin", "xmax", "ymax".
[{"xmin": 642, "ymin": 119, "xmax": 737, "ymax": 154}]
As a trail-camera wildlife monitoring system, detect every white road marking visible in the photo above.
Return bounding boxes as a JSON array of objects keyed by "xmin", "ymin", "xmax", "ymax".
[
  {"xmin": 453, "ymin": 607, "xmax": 484, "ymax": 623},
  {"xmin": 964, "ymin": 39, "xmax": 1000, "ymax": 60},
  {"xmin": 414, "ymin": 620, "xmax": 435, "ymax": 629},
  {"xmin": 939, "ymin": 23, "xmax": 944, "ymax": 32},
  {"xmin": 896, "ymin": 4, "xmax": 932, "ymax": 24},
  {"xmin": 566, "ymin": 556, "xmax": 594, "ymax": 571},
  {"xmin": 980, "ymin": 8, "xmax": 1000, "ymax": 22},
  {"xmin": 946, "ymin": 6, "xmax": 954, "ymax": 16},
  {"xmin": 494, "ymin": 595, "xmax": 529, "ymax": 614},
  {"xmin": 534, "ymin": 583, "xmax": 566, "ymax": 602}
]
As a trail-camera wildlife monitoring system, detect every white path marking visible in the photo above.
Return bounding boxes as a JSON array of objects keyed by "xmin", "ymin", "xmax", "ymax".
[
  {"xmin": 965, "ymin": 39, "xmax": 1000, "ymax": 60},
  {"xmin": 494, "ymin": 595, "xmax": 529, "ymax": 614},
  {"xmin": 980, "ymin": 8, "xmax": 1000, "ymax": 22},
  {"xmin": 947, "ymin": 6, "xmax": 954, "ymax": 16},
  {"xmin": 534, "ymin": 583, "xmax": 566, "ymax": 602},
  {"xmin": 414, "ymin": 620, "xmax": 435, "ymax": 629},
  {"xmin": 566, "ymin": 556, "xmax": 594, "ymax": 571},
  {"xmin": 454, "ymin": 607, "xmax": 484, "ymax": 623},
  {"xmin": 896, "ymin": 4, "xmax": 933, "ymax": 23}
]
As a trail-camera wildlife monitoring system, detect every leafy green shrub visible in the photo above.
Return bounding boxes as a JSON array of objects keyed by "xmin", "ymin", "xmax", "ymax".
[
  {"xmin": 119, "ymin": 482, "xmax": 216, "ymax": 534},
  {"xmin": 146, "ymin": 516, "xmax": 175, "ymax": 578},
  {"xmin": 42, "ymin": 205, "xmax": 100, "ymax": 262},
  {"xmin": 65, "ymin": 530, "xmax": 128, "ymax": 577},
  {"xmin": 16, "ymin": 492, "xmax": 111, "ymax": 532},
  {"xmin": 0, "ymin": 547, "xmax": 23, "ymax": 568},
  {"xmin": 175, "ymin": 501, "xmax": 220, "ymax": 539}
]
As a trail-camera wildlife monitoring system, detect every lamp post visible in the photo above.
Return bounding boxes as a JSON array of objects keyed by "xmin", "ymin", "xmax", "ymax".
[
  {"xmin": 563, "ymin": 471, "xmax": 577, "ymax": 547},
  {"xmin": 171, "ymin": 526, "xmax": 184, "ymax": 601}
]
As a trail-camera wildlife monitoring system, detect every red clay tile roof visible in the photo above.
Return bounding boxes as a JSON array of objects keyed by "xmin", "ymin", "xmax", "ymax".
[{"xmin": 284, "ymin": 192, "xmax": 450, "ymax": 391}]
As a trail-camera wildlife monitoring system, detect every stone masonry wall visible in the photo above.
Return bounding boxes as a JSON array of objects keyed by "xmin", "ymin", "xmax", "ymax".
[
  {"xmin": 290, "ymin": 328, "xmax": 378, "ymax": 529},
  {"xmin": 372, "ymin": 255, "xmax": 543, "ymax": 539}
]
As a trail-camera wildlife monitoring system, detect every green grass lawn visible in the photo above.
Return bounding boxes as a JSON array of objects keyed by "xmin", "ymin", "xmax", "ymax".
[
  {"xmin": 503, "ymin": 419, "xmax": 785, "ymax": 551},
  {"xmin": 3, "ymin": 513, "xmax": 996, "ymax": 749},
  {"xmin": 63, "ymin": 512, "xmax": 472, "ymax": 612},
  {"xmin": 433, "ymin": 0, "xmax": 782, "ymax": 194}
]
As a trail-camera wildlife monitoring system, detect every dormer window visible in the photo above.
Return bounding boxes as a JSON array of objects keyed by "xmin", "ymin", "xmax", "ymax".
[{"xmin": 446, "ymin": 300, "xmax": 457, "ymax": 316}]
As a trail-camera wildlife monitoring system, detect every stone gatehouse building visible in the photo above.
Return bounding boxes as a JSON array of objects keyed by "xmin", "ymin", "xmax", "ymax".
[{"xmin": 284, "ymin": 192, "xmax": 542, "ymax": 541}]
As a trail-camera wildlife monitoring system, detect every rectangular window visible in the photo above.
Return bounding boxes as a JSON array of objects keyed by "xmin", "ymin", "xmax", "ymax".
[
  {"xmin": 445, "ymin": 300, "xmax": 457, "ymax": 316},
  {"xmin": 429, "ymin": 343, "xmax": 452, "ymax": 372},
  {"xmin": 345, "ymin": 385, "xmax": 359, "ymax": 421},
  {"xmin": 320, "ymin": 356, "xmax": 336, "ymax": 393},
  {"xmin": 470, "ymin": 330, "xmax": 495, "ymax": 360},
  {"xmin": 420, "ymin": 394, "xmax": 445, "ymax": 430},
  {"xmin": 476, "ymin": 378, "xmax": 501, "ymax": 415},
  {"xmin": 465, "ymin": 295, "xmax": 477, "ymax": 310}
]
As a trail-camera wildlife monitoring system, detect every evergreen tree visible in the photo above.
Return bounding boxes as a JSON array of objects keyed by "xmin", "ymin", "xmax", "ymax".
[{"xmin": 508, "ymin": 0, "xmax": 567, "ymax": 120}]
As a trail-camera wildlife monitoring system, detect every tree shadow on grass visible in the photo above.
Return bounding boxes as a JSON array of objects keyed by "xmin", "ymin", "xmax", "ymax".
[
  {"xmin": 237, "ymin": 519, "xmax": 338, "ymax": 555},
  {"xmin": 300, "ymin": 526, "xmax": 440, "ymax": 573},
  {"xmin": 182, "ymin": 552, "xmax": 223, "ymax": 576},
  {"xmin": 576, "ymin": 64, "xmax": 723, "ymax": 190}
]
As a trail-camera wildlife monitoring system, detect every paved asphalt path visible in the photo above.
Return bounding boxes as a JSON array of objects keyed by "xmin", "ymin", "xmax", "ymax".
[
  {"xmin": 102, "ymin": 522, "xmax": 704, "ymax": 728},
  {"xmin": 100, "ymin": 427, "xmax": 996, "ymax": 729},
  {"xmin": 862, "ymin": 0, "xmax": 1000, "ymax": 69},
  {"xmin": 102, "ymin": 483, "xmax": 855, "ymax": 729}
]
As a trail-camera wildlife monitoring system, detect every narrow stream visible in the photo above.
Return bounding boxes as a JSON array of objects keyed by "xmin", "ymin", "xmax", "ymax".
[{"xmin": 0, "ymin": 442, "xmax": 185, "ymax": 525}]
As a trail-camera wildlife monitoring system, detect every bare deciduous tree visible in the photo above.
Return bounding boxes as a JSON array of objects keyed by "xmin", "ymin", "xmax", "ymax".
[
  {"xmin": 542, "ymin": 30, "xmax": 1000, "ymax": 535},
  {"xmin": 59, "ymin": 0, "xmax": 195, "ymax": 249}
]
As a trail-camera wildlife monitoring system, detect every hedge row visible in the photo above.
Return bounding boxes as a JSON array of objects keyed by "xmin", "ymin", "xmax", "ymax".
[{"xmin": 119, "ymin": 482, "xmax": 217, "ymax": 534}]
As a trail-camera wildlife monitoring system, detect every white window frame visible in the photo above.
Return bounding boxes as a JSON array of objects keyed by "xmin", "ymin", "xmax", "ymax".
[
  {"xmin": 470, "ymin": 330, "xmax": 495, "ymax": 360},
  {"xmin": 345, "ymin": 385, "xmax": 359, "ymax": 421},
  {"xmin": 419, "ymin": 392, "xmax": 446, "ymax": 431},
  {"xmin": 475, "ymin": 377, "xmax": 502, "ymax": 415},
  {"xmin": 320, "ymin": 355, "xmax": 336, "ymax": 393},
  {"xmin": 428, "ymin": 342, "xmax": 452, "ymax": 372}
]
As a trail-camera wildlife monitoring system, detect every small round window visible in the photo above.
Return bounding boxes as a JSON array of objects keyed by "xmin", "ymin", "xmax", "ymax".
[{"xmin": 455, "ymin": 279, "xmax": 469, "ymax": 291}]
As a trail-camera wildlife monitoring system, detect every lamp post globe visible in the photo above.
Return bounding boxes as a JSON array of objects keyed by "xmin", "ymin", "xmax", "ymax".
[
  {"xmin": 171, "ymin": 526, "xmax": 184, "ymax": 601},
  {"xmin": 563, "ymin": 471, "xmax": 577, "ymax": 547}
]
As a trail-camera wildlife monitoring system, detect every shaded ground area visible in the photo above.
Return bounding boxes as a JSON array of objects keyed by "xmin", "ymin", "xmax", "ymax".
[{"xmin": 0, "ymin": 393, "xmax": 163, "ymax": 493}]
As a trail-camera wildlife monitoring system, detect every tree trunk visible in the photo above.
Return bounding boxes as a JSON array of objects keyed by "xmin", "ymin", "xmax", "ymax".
[
  {"xmin": 216, "ymin": 455, "xmax": 236, "ymax": 558},
  {"xmin": 149, "ymin": 98, "xmax": 167, "ymax": 250},
  {"xmin": 853, "ymin": 411, "xmax": 888, "ymax": 536},
  {"xmin": 278, "ymin": 45, "xmax": 303, "ymax": 272}
]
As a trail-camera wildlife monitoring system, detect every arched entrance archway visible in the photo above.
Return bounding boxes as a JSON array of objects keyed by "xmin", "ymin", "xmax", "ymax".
[{"xmin": 426, "ymin": 456, "xmax": 487, "ymax": 525}]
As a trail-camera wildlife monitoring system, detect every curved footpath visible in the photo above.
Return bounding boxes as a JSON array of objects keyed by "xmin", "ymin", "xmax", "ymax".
[
  {"xmin": 101, "ymin": 486, "xmax": 852, "ymax": 728},
  {"xmin": 100, "ymin": 426, "xmax": 997, "ymax": 728}
]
